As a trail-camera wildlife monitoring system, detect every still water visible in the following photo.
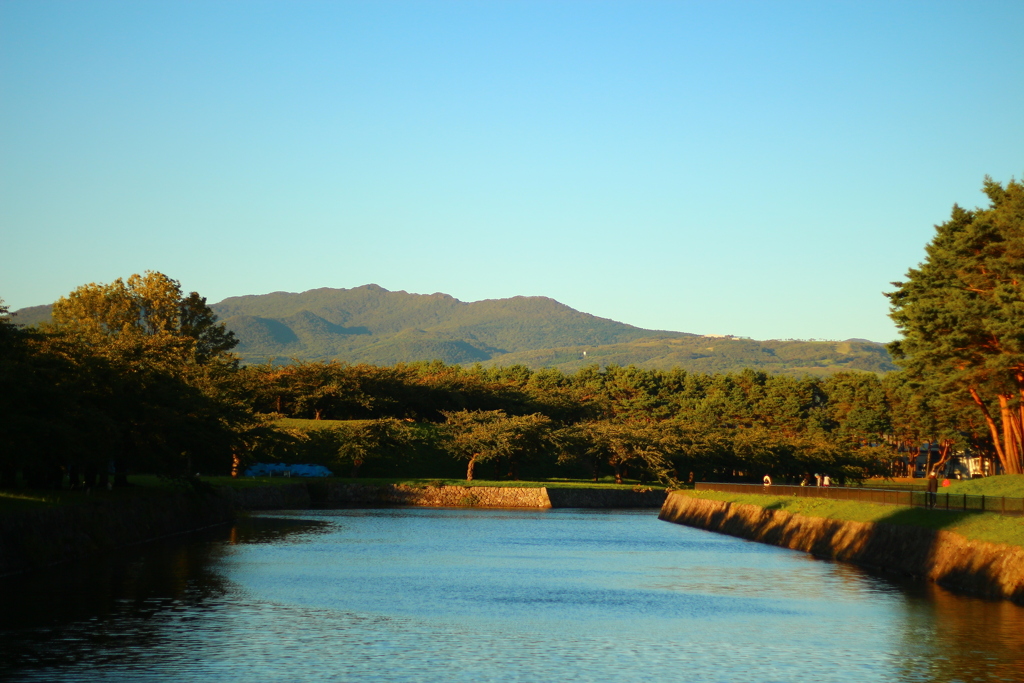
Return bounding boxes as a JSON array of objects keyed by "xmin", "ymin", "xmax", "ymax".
[{"xmin": 2, "ymin": 508, "xmax": 1023, "ymax": 683}]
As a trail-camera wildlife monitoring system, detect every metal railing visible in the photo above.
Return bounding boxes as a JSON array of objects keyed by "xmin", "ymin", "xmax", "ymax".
[{"xmin": 694, "ymin": 482, "xmax": 1024, "ymax": 516}]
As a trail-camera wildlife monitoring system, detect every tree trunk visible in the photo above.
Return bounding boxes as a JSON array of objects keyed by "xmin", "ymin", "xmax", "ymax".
[
  {"xmin": 931, "ymin": 440, "xmax": 954, "ymax": 476},
  {"xmin": 999, "ymin": 394, "xmax": 1023, "ymax": 474},
  {"xmin": 613, "ymin": 462, "xmax": 623, "ymax": 485},
  {"xmin": 231, "ymin": 449, "xmax": 242, "ymax": 478},
  {"xmin": 969, "ymin": 386, "xmax": 1014, "ymax": 474},
  {"xmin": 351, "ymin": 459, "xmax": 362, "ymax": 478},
  {"xmin": 466, "ymin": 455, "xmax": 477, "ymax": 481}
]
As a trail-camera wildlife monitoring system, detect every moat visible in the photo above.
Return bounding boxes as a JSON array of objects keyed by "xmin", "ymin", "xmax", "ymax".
[{"xmin": 3, "ymin": 508, "xmax": 1022, "ymax": 682}]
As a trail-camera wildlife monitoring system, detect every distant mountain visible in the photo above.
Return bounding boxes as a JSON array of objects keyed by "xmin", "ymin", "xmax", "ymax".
[
  {"xmin": 6, "ymin": 304, "xmax": 52, "ymax": 328},
  {"xmin": 210, "ymin": 284, "xmax": 695, "ymax": 364},
  {"xmin": 9, "ymin": 284, "xmax": 897, "ymax": 375}
]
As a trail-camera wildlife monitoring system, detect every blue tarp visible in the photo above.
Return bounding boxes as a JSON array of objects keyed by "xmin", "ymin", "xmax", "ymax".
[{"xmin": 244, "ymin": 463, "xmax": 334, "ymax": 478}]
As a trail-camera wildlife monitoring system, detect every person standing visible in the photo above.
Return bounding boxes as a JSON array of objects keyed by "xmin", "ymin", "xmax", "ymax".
[
  {"xmin": 926, "ymin": 472, "xmax": 938, "ymax": 508},
  {"xmin": 822, "ymin": 474, "xmax": 831, "ymax": 488}
]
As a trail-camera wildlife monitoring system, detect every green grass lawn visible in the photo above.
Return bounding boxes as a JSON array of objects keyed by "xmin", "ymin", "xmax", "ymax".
[
  {"xmin": 679, "ymin": 489, "xmax": 1024, "ymax": 548},
  {"xmin": 855, "ymin": 474, "xmax": 1024, "ymax": 496},
  {"xmin": 941, "ymin": 473, "xmax": 1024, "ymax": 497}
]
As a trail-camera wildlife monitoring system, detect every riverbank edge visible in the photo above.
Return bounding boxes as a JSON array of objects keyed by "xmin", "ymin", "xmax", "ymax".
[
  {"xmin": 219, "ymin": 481, "xmax": 668, "ymax": 510},
  {"xmin": 0, "ymin": 490, "xmax": 235, "ymax": 578},
  {"xmin": 658, "ymin": 491, "xmax": 1024, "ymax": 604},
  {"xmin": 0, "ymin": 483, "xmax": 666, "ymax": 576}
]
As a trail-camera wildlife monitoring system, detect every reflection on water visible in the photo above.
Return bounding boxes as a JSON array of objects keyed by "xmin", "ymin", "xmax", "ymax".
[
  {"xmin": 1, "ymin": 509, "xmax": 1021, "ymax": 682},
  {"xmin": 894, "ymin": 582, "xmax": 1024, "ymax": 683}
]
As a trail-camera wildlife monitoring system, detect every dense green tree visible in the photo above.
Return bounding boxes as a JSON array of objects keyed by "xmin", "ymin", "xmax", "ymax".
[
  {"xmin": 333, "ymin": 418, "xmax": 414, "ymax": 477},
  {"xmin": 574, "ymin": 420, "xmax": 673, "ymax": 484},
  {"xmin": 822, "ymin": 373, "xmax": 891, "ymax": 442},
  {"xmin": 440, "ymin": 410, "xmax": 554, "ymax": 480},
  {"xmin": 52, "ymin": 271, "xmax": 238, "ymax": 364},
  {"xmin": 41, "ymin": 273, "xmax": 251, "ymax": 480},
  {"xmin": 442, "ymin": 410, "xmax": 514, "ymax": 481},
  {"xmin": 887, "ymin": 178, "xmax": 1024, "ymax": 474},
  {"xmin": 497, "ymin": 412, "xmax": 555, "ymax": 480},
  {"xmin": 286, "ymin": 361, "xmax": 366, "ymax": 420}
]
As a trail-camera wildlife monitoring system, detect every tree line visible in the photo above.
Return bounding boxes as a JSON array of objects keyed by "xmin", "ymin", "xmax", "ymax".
[
  {"xmin": 0, "ymin": 274, "xmax": 992, "ymax": 488},
  {"xmin": 2, "ymin": 177, "xmax": 1021, "ymax": 487}
]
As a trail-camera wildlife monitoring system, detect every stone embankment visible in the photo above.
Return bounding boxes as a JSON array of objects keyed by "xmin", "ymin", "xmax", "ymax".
[
  {"xmin": 220, "ymin": 482, "xmax": 667, "ymax": 509},
  {"xmin": 659, "ymin": 491, "xmax": 1024, "ymax": 604}
]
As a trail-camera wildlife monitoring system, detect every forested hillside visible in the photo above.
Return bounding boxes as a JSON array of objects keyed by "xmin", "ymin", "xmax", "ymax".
[
  {"xmin": 10, "ymin": 284, "xmax": 895, "ymax": 375},
  {"xmin": 479, "ymin": 337, "xmax": 895, "ymax": 376},
  {"xmin": 210, "ymin": 284, "xmax": 694, "ymax": 363},
  {"xmin": 0, "ymin": 265, "xmax": 1002, "ymax": 487}
]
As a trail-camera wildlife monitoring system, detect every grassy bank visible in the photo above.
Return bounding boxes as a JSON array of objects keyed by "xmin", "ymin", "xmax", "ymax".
[
  {"xmin": 939, "ymin": 474, "xmax": 1024, "ymax": 496},
  {"xmin": 0, "ymin": 476, "xmax": 196, "ymax": 513},
  {"xmin": 862, "ymin": 474, "xmax": 1024, "ymax": 493},
  {"xmin": 680, "ymin": 489, "xmax": 1024, "ymax": 548},
  {"xmin": 204, "ymin": 475, "xmax": 660, "ymax": 491}
]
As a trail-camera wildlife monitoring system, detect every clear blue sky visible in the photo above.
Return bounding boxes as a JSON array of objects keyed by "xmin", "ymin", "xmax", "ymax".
[{"xmin": 2, "ymin": 0, "xmax": 1022, "ymax": 343}]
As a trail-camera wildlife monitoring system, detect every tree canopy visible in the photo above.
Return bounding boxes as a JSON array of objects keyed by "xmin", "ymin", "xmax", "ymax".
[
  {"xmin": 887, "ymin": 177, "xmax": 1024, "ymax": 474},
  {"xmin": 10, "ymin": 273, "xmax": 254, "ymax": 483},
  {"xmin": 52, "ymin": 271, "xmax": 238, "ymax": 364}
]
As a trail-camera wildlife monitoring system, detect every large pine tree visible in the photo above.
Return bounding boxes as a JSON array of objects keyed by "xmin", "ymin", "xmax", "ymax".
[{"xmin": 887, "ymin": 177, "xmax": 1024, "ymax": 474}]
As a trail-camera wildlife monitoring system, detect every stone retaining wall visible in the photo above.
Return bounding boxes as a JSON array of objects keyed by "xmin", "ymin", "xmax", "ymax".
[
  {"xmin": 222, "ymin": 482, "xmax": 668, "ymax": 509},
  {"xmin": 659, "ymin": 491, "xmax": 1024, "ymax": 604},
  {"xmin": 314, "ymin": 484, "xmax": 551, "ymax": 508},
  {"xmin": 545, "ymin": 487, "xmax": 666, "ymax": 508}
]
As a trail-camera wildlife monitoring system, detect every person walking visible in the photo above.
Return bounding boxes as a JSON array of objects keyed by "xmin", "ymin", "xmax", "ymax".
[{"xmin": 926, "ymin": 471, "xmax": 938, "ymax": 508}]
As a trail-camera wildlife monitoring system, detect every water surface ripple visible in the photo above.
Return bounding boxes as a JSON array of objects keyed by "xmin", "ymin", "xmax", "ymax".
[{"xmin": 2, "ymin": 508, "xmax": 1022, "ymax": 682}]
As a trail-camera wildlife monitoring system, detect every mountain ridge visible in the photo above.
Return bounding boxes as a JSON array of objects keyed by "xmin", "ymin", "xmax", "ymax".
[{"xmin": 8, "ymin": 284, "xmax": 895, "ymax": 375}]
